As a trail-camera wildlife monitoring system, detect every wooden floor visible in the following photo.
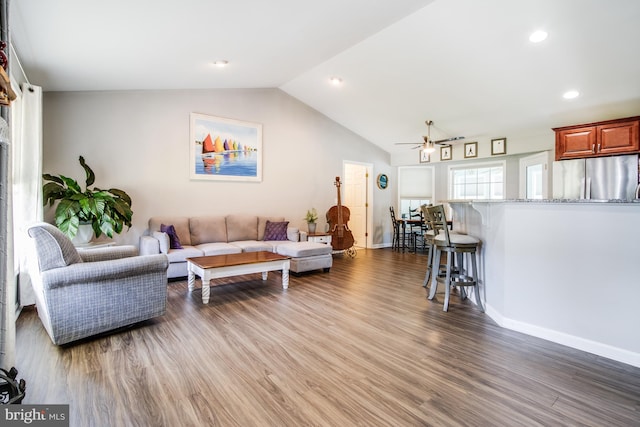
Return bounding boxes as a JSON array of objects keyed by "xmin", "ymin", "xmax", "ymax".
[{"xmin": 16, "ymin": 249, "xmax": 640, "ymax": 426}]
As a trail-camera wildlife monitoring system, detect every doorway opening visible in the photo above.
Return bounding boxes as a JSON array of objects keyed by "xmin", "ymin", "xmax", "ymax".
[{"xmin": 343, "ymin": 162, "xmax": 372, "ymax": 248}]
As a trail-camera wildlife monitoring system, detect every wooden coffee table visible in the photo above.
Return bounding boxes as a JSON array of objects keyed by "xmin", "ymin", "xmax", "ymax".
[{"xmin": 186, "ymin": 251, "xmax": 291, "ymax": 303}]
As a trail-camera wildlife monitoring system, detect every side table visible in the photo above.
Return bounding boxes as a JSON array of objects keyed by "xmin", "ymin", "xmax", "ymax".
[{"xmin": 307, "ymin": 232, "xmax": 332, "ymax": 245}]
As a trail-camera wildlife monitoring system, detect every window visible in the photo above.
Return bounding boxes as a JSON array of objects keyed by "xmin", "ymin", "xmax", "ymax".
[
  {"xmin": 398, "ymin": 166, "xmax": 434, "ymax": 218},
  {"xmin": 519, "ymin": 151, "xmax": 550, "ymax": 199},
  {"xmin": 449, "ymin": 162, "xmax": 505, "ymax": 200},
  {"xmin": 400, "ymin": 198, "xmax": 430, "ymax": 219}
]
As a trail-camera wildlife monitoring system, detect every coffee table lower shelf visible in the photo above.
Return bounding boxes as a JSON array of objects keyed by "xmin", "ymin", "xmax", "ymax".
[{"xmin": 186, "ymin": 252, "xmax": 291, "ymax": 304}]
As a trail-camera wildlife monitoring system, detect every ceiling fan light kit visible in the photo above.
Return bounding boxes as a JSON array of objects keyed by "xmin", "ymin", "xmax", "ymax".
[
  {"xmin": 423, "ymin": 138, "xmax": 435, "ymax": 153},
  {"xmin": 394, "ymin": 120, "xmax": 465, "ymax": 155}
]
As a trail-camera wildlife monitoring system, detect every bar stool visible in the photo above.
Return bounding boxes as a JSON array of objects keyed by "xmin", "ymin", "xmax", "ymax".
[
  {"xmin": 424, "ymin": 204, "xmax": 484, "ymax": 312},
  {"xmin": 420, "ymin": 204, "xmax": 459, "ymax": 288},
  {"xmin": 420, "ymin": 204, "xmax": 436, "ymax": 286}
]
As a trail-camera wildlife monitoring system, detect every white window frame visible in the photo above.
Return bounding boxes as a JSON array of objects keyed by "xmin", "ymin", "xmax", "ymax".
[
  {"xmin": 519, "ymin": 151, "xmax": 551, "ymax": 199},
  {"xmin": 447, "ymin": 160, "xmax": 507, "ymax": 200}
]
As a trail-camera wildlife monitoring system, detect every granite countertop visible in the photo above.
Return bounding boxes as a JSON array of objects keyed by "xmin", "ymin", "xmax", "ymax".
[{"xmin": 443, "ymin": 199, "xmax": 640, "ymax": 204}]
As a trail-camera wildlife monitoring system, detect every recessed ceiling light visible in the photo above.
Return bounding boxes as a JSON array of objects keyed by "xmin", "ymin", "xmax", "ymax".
[
  {"xmin": 329, "ymin": 77, "xmax": 343, "ymax": 86},
  {"xmin": 563, "ymin": 90, "xmax": 580, "ymax": 99},
  {"xmin": 529, "ymin": 30, "xmax": 548, "ymax": 43},
  {"xmin": 213, "ymin": 60, "xmax": 229, "ymax": 67}
]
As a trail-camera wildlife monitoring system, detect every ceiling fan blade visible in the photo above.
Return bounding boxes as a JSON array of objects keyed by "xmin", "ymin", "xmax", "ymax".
[
  {"xmin": 434, "ymin": 136, "xmax": 465, "ymax": 145},
  {"xmin": 395, "ymin": 121, "xmax": 465, "ymax": 149},
  {"xmin": 394, "ymin": 143, "xmax": 423, "ymax": 149}
]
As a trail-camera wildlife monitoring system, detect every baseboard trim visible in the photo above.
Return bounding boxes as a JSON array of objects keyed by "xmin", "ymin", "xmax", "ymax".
[{"xmin": 485, "ymin": 304, "xmax": 640, "ymax": 368}]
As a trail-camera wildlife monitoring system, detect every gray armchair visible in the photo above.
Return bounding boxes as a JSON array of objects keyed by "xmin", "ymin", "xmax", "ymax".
[{"xmin": 27, "ymin": 222, "xmax": 169, "ymax": 345}]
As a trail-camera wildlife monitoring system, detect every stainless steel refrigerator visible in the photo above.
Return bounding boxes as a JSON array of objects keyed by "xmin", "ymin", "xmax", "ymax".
[{"xmin": 552, "ymin": 154, "xmax": 639, "ymax": 200}]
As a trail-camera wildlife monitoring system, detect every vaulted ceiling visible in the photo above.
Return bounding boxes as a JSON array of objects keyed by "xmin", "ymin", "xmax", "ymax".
[{"xmin": 11, "ymin": 0, "xmax": 640, "ymax": 156}]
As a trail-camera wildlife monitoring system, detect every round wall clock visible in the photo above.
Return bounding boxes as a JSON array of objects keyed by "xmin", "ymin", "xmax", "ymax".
[{"xmin": 377, "ymin": 173, "xmax": 388, "ymax": 190}]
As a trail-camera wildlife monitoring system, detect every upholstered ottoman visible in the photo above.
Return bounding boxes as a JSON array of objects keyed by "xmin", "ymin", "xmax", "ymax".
[{"xmin": 276, "ymin": 242, "xmax": 333, "ymax": 273}]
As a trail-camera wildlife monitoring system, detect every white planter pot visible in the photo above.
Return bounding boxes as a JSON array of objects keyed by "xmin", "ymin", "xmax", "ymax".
[{"xmin": 71, "ymin": 223, "xmax": 94, "ymax": 246}]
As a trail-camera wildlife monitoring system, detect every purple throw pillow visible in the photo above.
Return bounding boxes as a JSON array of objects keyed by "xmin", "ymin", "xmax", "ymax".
[
  {"xmin": 263, "ymin": 221, "xmax": 289, "ymax": 241},
  {"xmin": 160, "ymin": 224, "xmax": 183, "ymax": 249}
]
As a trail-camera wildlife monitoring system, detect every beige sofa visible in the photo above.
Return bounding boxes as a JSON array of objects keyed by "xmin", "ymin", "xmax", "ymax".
[{"xmin": 139, "ymin": 215, "xmax": 332, "ymax": 278}]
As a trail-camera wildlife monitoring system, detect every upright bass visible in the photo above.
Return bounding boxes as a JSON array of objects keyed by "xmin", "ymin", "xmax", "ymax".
[{"xmin": 326, "ymin": 177, "xmax": 354, "ymax": 251}]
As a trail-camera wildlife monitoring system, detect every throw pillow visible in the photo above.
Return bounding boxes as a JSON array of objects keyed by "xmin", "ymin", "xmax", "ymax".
[
  {"xmin": 263, "ymin": 221, "xmax": 289, "ymax": 241},
  {"xmin": 160, "ymin": 224, "xmax": 183, "ymax": 249},
  {"xmin": 153, "ymin": 231, "xmax": 170, "ymax": 254}
]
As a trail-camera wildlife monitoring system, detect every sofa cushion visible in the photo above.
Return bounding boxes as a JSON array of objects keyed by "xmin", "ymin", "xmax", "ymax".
[
  {"xmin": 258, "ymin": 216, "xmax": 285, "ymax": 240},
  {"xmin": 149, "ymin": 216, "xmax": 191, "ymax": 246},
  {"xmin": 276, "ymin": 242, "xmax": 333, "ymax": 258},
  {"xmin": 196, "ymin": 242, "xmax": 243, "ymax": 256},
  {"xmin": 264, "ymin": 240, "xmax": 294, "ymax": 251},
  {"xmin": 230, "ymin": 240, "xmax": 274, "ymax": 253},
  {"xmin": 165, "ymin": 246, "xmax": 204, "ymax": 263},
  {"xmin": 153, "ymin": 231, "xmax": 170, "ymax": 254},
  {"xmin": 263, "ymin": 220, "xmax": 289, "ymax": 241},
  {"xmin": 190, "ymin": 216, "xmax": 227, "ymax": 245},
  {"xmin": 226, "ymin": 215, "xmax": 258, "ymax": 242},
  {"xmin": 287, "ymin": 227, "xmax": 300, "ymax": 242},
  {"xmin": 160, "ymin": 224, "xmax": 183, "ymax": 249}
]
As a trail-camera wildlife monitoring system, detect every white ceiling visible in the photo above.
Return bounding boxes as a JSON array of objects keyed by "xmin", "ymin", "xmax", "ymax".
[{"xmin": 11, "ymin": 0, "xmax": 640, "ymax": 155}]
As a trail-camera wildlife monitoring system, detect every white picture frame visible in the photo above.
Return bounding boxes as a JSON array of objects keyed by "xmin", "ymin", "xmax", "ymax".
[{"xmin": 190, "ymin": 113, "xmax": 263, "ymax": 181}]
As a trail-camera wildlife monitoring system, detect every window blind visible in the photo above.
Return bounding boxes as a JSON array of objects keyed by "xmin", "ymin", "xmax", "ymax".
[{"xmin": 399, "ymin": 167, "xmax": 432, "ymax": 198}]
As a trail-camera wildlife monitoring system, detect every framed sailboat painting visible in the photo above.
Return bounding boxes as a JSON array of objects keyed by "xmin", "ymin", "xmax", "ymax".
[{"xmin": 190, "ymin": 113, "xmax": 263, "ymax": 181}]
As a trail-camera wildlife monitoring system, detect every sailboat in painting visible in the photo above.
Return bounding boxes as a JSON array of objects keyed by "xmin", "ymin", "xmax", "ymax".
[{"xmin": 201, "ymin": 133, "xmax": 253, "ymax": 156}]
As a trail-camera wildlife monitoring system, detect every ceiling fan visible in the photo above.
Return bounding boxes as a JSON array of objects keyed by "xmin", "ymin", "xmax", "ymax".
[{"xmin": 394, "ymin": 120, "xmax": 465, "ymax": 153}]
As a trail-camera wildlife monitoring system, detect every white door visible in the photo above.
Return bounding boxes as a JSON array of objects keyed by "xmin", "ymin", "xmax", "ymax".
[
  {"xmin": 519, "ymin": 151, "xmax": 551, "ymax": 199},
  {"xmin": 343, "ymin": 163, "xmax": 370, "ymax": 248}
]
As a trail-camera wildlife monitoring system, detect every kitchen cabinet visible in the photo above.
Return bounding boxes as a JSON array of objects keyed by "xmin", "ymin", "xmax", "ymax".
[{"xmin": 553, "ymin": 116, "xmax": 640, "ymax": 161}]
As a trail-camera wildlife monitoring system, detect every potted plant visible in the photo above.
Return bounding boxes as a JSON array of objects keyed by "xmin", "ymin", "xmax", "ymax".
[
  {"xmin": 42, "ymin": 156, "xmax": 133, "ymax": 242},
  {"xmin": 304, "ymin": 208, "xmax": 318, "ymax": 234}
]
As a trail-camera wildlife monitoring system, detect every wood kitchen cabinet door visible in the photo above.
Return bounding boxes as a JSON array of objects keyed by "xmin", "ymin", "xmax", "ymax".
[
  {"xmin": 556, "ymin": 126, "xmax": 596, "ymax": 160},
  {"xmin": 597, "ymin": 120, "xmax": 639, "ymax": 155},
  {"xmin": 554, "ymin": 116, "xmax": 640, "ymax": 160}
]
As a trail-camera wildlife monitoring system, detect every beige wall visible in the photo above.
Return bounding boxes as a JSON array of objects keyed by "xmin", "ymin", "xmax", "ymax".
[{"xmin": 43, "ymin": 88, "xmax": 396, "ymax": 247}]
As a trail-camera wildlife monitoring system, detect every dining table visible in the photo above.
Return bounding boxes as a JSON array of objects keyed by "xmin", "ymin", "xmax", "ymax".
[
  {"xmin": 396, "ymin": 217, "xmax": 453, "ymax": 253},
  {"xmin": 396, "ymin": 218, "xmax": 424, "ymax": 252}
]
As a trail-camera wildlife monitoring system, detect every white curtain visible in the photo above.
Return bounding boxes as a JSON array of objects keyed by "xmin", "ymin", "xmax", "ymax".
[
  {"xmin": 0, "ymin": 115, "xmax": 14, "ymax": 370},
  {"xmin": 11, "ymin": 84, "xmax": 43, "ymax": 307}
]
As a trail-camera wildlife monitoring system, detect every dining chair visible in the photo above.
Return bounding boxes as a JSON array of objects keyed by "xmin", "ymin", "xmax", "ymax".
[
  {"xmin": 409, "ymin": 208, "xmax": 429, "ymax": 252},
  {"xmin": 389, "ymin": 206, "xmax": 402, "ymax": 251}
]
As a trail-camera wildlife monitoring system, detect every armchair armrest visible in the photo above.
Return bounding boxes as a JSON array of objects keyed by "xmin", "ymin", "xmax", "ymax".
[
  {"xmin": 78, "ymin": 245, "xmax": 138, "ymax": 262},
  {"xmin": 41, "ymin": 254, "xmax": 169, "ymax": 290}
]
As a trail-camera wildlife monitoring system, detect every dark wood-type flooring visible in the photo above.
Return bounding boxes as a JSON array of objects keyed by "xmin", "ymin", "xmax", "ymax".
[{"xmin": 16, "ymin": 248, "xmax": 640, "ymax": 426}]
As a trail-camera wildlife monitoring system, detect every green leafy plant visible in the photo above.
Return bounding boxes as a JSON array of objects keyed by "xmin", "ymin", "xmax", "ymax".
[
  {"xmin": 304, "ymin": 208, "xmax": 318, "ymax": 224},
  {"xmin": 42, "ymin": 156, "xmax": 133, "ymax": 239}
]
